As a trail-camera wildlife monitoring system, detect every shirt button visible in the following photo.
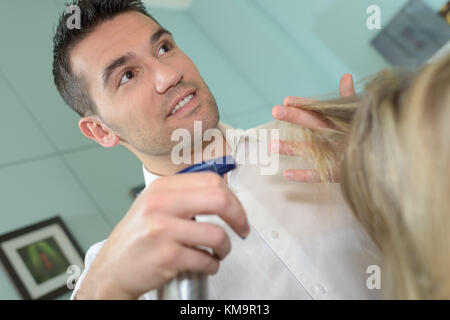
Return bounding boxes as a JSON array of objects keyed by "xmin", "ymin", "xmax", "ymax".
[
  {"xmin": 270, "ymin": 230, "xmax": 279, "ymax": 239},
  {"xmin": 313, "ymin": 284, "xmax": 326, "ymax": 295}
]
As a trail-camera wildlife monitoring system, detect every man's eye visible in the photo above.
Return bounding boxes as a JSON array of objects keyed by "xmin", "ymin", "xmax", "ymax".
[
  {"xmin": 157, "ymin": 42, "xmax": 172, "ymax": 57},
  {"xmin": 119, "ymin": 70, "xmax": 135, "ymax": 86}
]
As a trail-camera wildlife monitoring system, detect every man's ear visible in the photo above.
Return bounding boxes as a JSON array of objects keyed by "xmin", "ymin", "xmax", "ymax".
[{"xmin": 78, "ymin": 116, "xmax": 120, "ymax": 148}]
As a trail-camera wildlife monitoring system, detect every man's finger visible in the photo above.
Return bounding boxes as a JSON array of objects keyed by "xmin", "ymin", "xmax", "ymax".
[
  {"xmin": 272, "ymin": 105, "xmax": 331, "ymax": 130},
  {"xmin": 283, "ymin": 96, "xmax": 316, "ymax": 107},
  {"xmin": 171, "ymin": 220, "xmax": 232, "ymax": 261},
  {"xmin": 284, "ymin": 169, "xmax": 320, "ymax": 182},
  {"xmin": 339, "ymin": 73, "xmax": 356, "ymax": 97},
  {"xmin": 284, "ymin": 169, "xmax": 339, "ymax": 183},
  {"xmin": 174, "ymin": 245, "xmax": 221, "ymax": 275},
  {"xmin": 151, "ymin": 188, "xmax": 250, "ymax": 238},
  {"xmin": 269, "ymin": 140, "xmax": 311, "ymax": 157},
  {"xmin": 284, "ymin": 169, "xmax": 323, "ymax": 183},
  {"xmin": 149, "ymin": 171, "xmax": 225, "ymax": 192}
]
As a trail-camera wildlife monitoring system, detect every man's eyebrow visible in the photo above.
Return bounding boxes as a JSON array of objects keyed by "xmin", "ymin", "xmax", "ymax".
[
  {"xmin": 150, "ymin": 27, "xmax": 172, "ymax": 45},
  {"xmin": 101, "ymin": 52, "xmax": 136, "ymax": 88},
  {"xmin": 101, "ymin": 28, "xmax": 172, "ymax": 88}
]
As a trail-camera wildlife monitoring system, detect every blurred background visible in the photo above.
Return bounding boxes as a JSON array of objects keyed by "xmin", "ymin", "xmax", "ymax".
[{"xmin": 0, "ymin": 0, "xmax": 448, "ymax": 299}]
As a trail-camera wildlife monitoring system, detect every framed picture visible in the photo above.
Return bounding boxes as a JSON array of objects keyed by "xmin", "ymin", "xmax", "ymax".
[
  {"xmin": 371, "ymin": 0, "xmax": 450, "ymax": 67},
  {"xmin": 0, "ymin": 216, "xmax": 85, "ymax": 300}
]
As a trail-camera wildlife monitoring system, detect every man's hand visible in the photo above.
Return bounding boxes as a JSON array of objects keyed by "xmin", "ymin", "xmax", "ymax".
[
  {"xmin": 75, "ymin": 172, "xmax": 250, "ymax": 299},
  {"xmin": 270, "ymin": 74, "xmax": 356, "ymax": 182}
]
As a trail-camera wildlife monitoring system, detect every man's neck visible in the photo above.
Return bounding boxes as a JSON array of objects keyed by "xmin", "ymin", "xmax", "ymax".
[{"xmin": 142, "ymin": 133, "xmax": 230, "ymax": 177}]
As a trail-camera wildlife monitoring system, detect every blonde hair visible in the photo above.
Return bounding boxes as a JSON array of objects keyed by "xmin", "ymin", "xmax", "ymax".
[{"xmin": 287, "ymin": 54, "xmax": 450, "ymax": 299}]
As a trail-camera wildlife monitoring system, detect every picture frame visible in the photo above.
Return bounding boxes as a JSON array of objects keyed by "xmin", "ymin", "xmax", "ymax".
[{"xmin": 0, "ymin": 216, "xmax": 85, "ymax": 300}]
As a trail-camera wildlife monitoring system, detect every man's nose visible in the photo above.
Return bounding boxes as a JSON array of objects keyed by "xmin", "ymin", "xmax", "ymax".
[{"xmin": 153, "ymin": 61, "xmax": 183, "ymax": 94}]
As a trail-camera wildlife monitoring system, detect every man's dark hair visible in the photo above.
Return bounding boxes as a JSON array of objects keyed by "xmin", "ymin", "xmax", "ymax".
[{"xmin": 52, "ymin": 0, "xmax": 159, "ymax": 117}]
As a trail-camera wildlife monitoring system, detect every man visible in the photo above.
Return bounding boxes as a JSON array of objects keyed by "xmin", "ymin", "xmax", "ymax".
[{"xmin": 53, "ymin": 0, "xmax": 380, "ymax": 299}]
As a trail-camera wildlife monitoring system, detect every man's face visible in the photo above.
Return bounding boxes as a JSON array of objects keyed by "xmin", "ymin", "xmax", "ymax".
[{"xmin": 71, "ymin": 11, "xmax": 219, "ymax": 156}]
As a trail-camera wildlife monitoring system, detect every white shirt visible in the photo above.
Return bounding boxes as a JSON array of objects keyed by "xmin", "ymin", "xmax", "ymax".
[{"xmin": 71, "ymin": 121, "xmax": 381, "ymax": 300}]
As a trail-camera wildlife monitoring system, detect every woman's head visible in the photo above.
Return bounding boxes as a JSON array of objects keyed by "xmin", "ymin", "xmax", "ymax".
[{"xmin": 289, "ymin": 54, "xmax": 450, "ymax": 299}]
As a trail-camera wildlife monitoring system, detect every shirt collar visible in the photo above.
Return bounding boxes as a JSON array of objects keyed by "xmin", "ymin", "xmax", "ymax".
[{"xmin": 142, "ymin": 164, "xmax": 160, "ymax": 188}]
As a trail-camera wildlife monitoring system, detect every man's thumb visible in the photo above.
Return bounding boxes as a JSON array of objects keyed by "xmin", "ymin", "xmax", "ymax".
[{"xmin": 339, "ymin": 74, "xmax": 356, "ymax": 97}]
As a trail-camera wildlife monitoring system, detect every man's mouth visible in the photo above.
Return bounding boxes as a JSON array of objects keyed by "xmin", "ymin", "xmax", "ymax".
[{"xmin": 167, "ymin": 89, "xmax": 197, "ymax": 117}]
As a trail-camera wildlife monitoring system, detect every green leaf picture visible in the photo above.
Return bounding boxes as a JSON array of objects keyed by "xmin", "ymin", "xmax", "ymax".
[{"xmin": 17, "ymin": 237, "xmax": 71, "ymax": 285}]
